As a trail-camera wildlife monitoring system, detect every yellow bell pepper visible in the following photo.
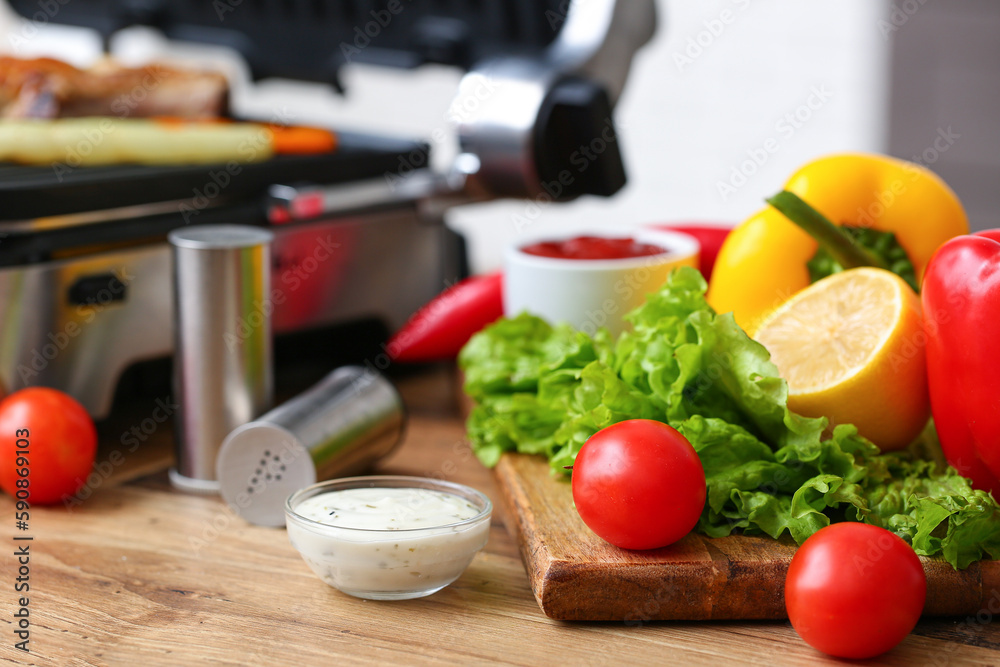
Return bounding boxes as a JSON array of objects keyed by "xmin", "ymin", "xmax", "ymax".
[{"xmin": 707, "ymin": 152, "xmax": 969, "ymax": 333}]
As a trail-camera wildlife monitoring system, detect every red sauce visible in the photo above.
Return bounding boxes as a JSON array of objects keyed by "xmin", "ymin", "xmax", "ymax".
[{"xmin": 520, "ymin": 236, "xmax": 666, "ymax": 260}]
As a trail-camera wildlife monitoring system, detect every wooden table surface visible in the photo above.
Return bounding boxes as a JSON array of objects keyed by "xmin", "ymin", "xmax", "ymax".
[{"xmin": 2, "ymin": 366, "xmax": 1000, "ymax": 666}]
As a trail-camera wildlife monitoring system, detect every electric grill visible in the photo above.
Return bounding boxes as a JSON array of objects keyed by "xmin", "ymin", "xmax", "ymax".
[{"xmin": 0, "ymin": 0, "xmax": 656, "ymax": 418}]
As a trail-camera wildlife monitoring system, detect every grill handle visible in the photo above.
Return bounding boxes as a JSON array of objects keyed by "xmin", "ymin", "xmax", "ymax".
[{"xmin": 450, "ymin": 0, "xmax": 657, "ymax": 201}]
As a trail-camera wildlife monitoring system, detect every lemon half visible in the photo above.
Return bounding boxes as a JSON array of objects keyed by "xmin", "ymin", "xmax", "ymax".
[{"xmin": 753, "ymin": 267, "xmax": 929, "ymax": 451}]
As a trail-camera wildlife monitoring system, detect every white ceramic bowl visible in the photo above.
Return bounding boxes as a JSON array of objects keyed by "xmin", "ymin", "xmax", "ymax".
[
  {"xmin": 285, "ymin": 476, "xmax": 492, "ymax": 600},
  {"xmin": 504, "ymin": 228, "xmax": 699, "ymax": 336}
]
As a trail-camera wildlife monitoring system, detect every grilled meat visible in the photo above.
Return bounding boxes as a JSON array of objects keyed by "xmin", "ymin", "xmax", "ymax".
[{"xmin": 0, "ymin": 56, "xmax": 229, "ymax": 119}]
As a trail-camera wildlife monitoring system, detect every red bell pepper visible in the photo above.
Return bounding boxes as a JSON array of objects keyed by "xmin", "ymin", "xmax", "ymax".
[
  {"xmin": 388, "ymin": 271, "xmax": 503, "ymax": 363},
  {"xmin": 647, "ymin": 222, "xmax": 733, "ymax": 281},
  {"xmin": 922, "ymin": 229, "xmax": 1000, "ymax": 493}
]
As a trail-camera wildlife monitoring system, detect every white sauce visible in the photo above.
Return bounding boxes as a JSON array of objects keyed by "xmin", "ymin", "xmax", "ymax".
[
  {"xmin": 287, "ymin": 486, "xmax": 490, "ymax": 599},
  {"xmin": 295, "ymin": 487, "xmax": 481, "ymax": 530}
]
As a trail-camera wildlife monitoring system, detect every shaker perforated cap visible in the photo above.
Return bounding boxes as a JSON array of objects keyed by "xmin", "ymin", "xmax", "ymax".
[{"xmin": 216, "ymin": 422, "xmax": 316, "ymax": 527}]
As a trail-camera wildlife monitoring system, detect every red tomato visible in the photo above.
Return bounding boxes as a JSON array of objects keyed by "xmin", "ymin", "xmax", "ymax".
[
  {"xmin": 571, "ymin": 419, "xmax": 706, "ymax": 550},
  {"xmin": 0, "ymin": 388, "xmax": 98, "ymax": 506},
  {"xmin": 785, "ymin": 522, "xmax": 926, "ymax": 659}
]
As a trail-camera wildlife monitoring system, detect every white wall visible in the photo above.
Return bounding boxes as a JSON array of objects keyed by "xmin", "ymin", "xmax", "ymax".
[{"xmin": 0, "ymin": 0, "xmax": 891, "ymax": 273}]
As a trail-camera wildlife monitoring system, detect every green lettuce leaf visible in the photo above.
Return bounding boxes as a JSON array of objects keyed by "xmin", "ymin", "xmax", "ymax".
[{"xmin": 458, "ymin": 266, "xmax": 1000, "ymax": 568}]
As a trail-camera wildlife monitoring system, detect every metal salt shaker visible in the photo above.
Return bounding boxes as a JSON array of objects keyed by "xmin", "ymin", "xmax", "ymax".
[
  {"xmin": 168, "ymin": 225, "xmax": 275, "ymax": 493},
  {"xmin": 216, "ymin": 366, "xmax": 405, "ymax": 526}
]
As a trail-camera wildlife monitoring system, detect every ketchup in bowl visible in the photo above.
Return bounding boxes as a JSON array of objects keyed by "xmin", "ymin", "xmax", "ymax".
[{"xmin": 520, "ymin": 236, "xmax": 667, "ymax": 260}]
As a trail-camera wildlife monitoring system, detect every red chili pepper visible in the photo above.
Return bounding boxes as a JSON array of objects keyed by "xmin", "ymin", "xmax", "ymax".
[
  {"xmin": 922, "ymin": 229, "xmax": 1000, "ymax": 493},
  {"xmin": 647, "ymin": 223, "xmax": 733, "ymax": 281},
  {"xmin": 388, "ymin": 271, "xmax": 503, "ymax": 363}
]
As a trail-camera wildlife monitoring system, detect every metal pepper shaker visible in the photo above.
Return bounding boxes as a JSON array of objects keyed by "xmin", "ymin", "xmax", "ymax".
[
  {"xmin": 168, "ymin": 224, "xmax": 275, "ymax": 493},
  {"xmin": 216, "ymin": 366, "xmax": 405, "ymax": 526}
]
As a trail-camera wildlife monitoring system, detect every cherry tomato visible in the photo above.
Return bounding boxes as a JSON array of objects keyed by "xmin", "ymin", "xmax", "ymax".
[
  {"xmin": 0, "ymin": 387, "xmax": 98, "ymax": 506},
  {"xmin": 785, "ymin": 522, "xmax": 926, "ymax": 659},
  {"xmin": 571, "ymin": 419, "xmax": 706, "ymax": 550}
]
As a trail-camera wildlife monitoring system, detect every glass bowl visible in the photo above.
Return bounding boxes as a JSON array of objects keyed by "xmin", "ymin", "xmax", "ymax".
[{"xmin": 285, "ymin": 475, "xmax": 492, "ymax": 600}]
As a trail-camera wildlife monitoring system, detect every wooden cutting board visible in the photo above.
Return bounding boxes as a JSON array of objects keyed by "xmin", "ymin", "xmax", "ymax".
[{"xmin": 494, "ymin": 452, "xmax": 1000, "ymax": 621}]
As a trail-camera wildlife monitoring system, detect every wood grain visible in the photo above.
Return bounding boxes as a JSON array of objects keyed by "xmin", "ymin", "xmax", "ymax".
[
  {"xmin": 1, "ymin": 366, "xmax": 999, "ymax": 666},
  {"xmin": 495, "ymin": 452, "xmax": 1000, "ymax": 622}
]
